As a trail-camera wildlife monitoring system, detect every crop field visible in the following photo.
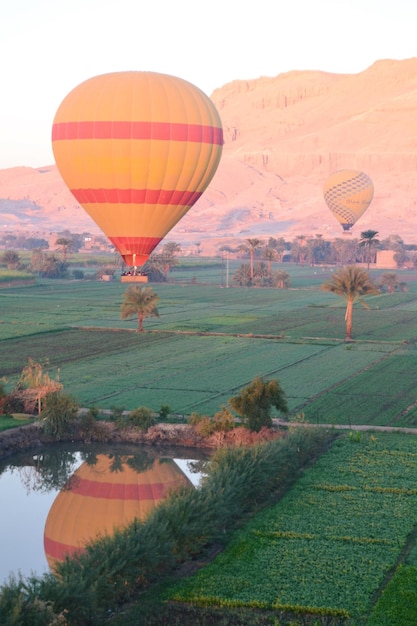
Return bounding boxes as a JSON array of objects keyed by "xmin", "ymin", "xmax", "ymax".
[
  {"xmin": 168, "ymin": 432, "xmax": 417, "ymax": 623},
  {"xmin": 1, "ymin": 265, "xmax": 417, "ymax": 424}
]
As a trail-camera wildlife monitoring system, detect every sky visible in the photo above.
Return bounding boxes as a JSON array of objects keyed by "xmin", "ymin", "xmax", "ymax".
[{"xmin": 1, "ymin": 0, "xmax": 416, "ymax": 169}]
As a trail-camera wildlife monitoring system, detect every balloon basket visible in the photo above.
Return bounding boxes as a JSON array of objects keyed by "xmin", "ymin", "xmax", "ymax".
[{"xmin": 121, "ymin": 275, "xmax": 148, "ymax": 283}]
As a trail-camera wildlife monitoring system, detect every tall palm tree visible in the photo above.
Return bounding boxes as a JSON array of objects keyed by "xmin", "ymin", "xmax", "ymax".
[
  {"xmin": 321, "ymin": 266, "xmax": 379, "ymax": 341},
  {"xmin": 359, "ymin": 230, "xmax": 380, "ymax": 269},
  {"xmin": 239, "ymin": 238, "xmax": 262, "ymax": 280},
  {"xmin": 262, "ymin": 246, "xmax": 277, "ymax": 284},
  {"xmin": 120, "ymin": 286, "xmax": 160, "ymax": 332}
]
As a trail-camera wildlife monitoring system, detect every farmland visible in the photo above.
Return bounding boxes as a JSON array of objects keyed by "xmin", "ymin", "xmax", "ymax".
[
  {"xmin": 1, "ymin": 263, "xmax": 417, "ymax": 425},
  {"xmin": 2, "ymin": 261, "xmax": 417, "ymax": 624},
  {"xmin": 167, "ymin": 431, "xmax": 417, "ymax": 624}
]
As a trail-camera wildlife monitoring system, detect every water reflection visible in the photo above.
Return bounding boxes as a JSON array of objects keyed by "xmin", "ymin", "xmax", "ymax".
[{"xmin": 0, "ymin": 443, "xmax": 209, "ymax": 584}]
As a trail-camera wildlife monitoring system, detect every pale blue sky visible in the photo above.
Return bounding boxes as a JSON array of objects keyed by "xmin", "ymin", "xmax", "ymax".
[{"xmin": 1, "ymin": 0, "xmax": 416, "ymax": 168}]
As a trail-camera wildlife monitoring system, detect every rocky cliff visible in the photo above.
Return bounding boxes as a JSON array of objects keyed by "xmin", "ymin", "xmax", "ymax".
[{"xmin": 1, "ymin": 58, "xmax": 417, "ymax": 253}]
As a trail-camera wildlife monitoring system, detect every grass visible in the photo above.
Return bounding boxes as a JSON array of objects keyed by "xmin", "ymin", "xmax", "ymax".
[{"xmin": 0, "ymin": 415, "xmax": 32, "ymax": 431}]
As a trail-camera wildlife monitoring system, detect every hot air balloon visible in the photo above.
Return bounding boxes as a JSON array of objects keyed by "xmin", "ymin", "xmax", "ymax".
[
  {"xmin": 323, "ymin": 170, "xmax": 374, "ymax": 232},
  {"xmin": 52, "ymin": 72, "xmax": 223, "ymax": 276},
  {"xmin": 44, "ymin": 455, "xmax": 191, "ymax": 571}
]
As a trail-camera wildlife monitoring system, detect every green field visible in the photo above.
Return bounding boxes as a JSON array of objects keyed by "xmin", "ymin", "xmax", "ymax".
[
  {"xmin": 168, "ymin": 431, "xmax": 417, "ymax": 623},
  {"xmin": 1, "ymin": 264, "xmax": 417, "ymax": 425}
]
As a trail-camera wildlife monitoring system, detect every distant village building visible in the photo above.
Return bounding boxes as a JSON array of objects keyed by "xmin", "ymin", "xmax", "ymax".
[{"xmin": 375, "ymin": 250, "xmax": 397, "ymax": 269}]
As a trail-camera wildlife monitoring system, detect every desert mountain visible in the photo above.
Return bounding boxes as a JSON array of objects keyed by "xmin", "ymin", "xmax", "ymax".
[{"xmin": 1, "ymin": 58, "xmax": 417, "ymax": 255}]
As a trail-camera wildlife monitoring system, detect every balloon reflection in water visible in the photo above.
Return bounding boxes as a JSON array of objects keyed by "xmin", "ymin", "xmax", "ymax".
[{"xmin": 44, "ymin": 454, "xmax": 192, "ymax": 571}]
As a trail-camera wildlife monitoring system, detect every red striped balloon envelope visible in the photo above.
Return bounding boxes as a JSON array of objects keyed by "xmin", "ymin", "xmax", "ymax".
[
  {"xmin": 52, "ymin": 72, "xmax": 223, "ymax": 267},
  {"xmin": 44, "ymin": 455, "xmax": 191, "ymax": 571}
]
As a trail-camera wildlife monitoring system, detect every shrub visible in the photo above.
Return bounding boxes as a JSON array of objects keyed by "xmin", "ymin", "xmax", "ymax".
[
  {"xmin": 79, "ymin": 407, "xmax": 108, "ymax": 441},
  {"xmin": 0, "ymin": 392, "xmax": 25, "ymax": 415},
  {"xmin": 229, "ymin": 376, "xmax": 288, "ymax": 432},
  {"xmin": 158, "ymin": 404, "xmax": 171, "ymax": 419},
  {"xmin": 128, "ymin": 406, "xmax": 156, "ymax": 431},
  {"xmin": 0, "ymin": 573, "xmax": 66, "ymax": 625},
  {"xmin": 188, "ymin": 408, "xmax": 236, "ymax": 438},
  {"xmin": 41, "ymin": 392, "xmax": 80, "ymax": 440}
]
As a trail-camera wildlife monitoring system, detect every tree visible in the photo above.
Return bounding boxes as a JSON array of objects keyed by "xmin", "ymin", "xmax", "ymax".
[
  {"xmin": 55, "ymin": 237, "xmax": 74, "ymax": 262},
  {"xmin": 239, "ymin": 238, "xmax": 262, "ymax": 281},
  {"xmin": 332, "ymin": 238, "xmax": 360, "ymax": 265},
  {"xmin": 229, "ymin": 376, "xmax": 288, "ymax": 432},
  {"xmin": 30, "ymin": 250, "xmax": 68, "ymax": 278},
  {"xmin": 379, "ymin": 273, "xmax": 407, "ymax": 293},
  {"xmin": 15, "ymin": 357, "xmax": 62, "ymax": 414},
  {"xmin": 359, "ymin": 230, "xmax": 380, "ymax": 269},
  {"xmin": 321, "ymin": 266, "xmax": 380, "ymax": 341},
  {"xmin": 262, "ymin": 247, "xmax": 277, "ymax": 284},
  {"xmin": 159, "ymin": 242, "xmax": 181, "ymax": 280},
  {"xmin": 267, "ymin": 236, "xmax": 287, "ymax": 262},
  {"xmin": 1, "ymin": 249, "xmax": 20, "ymax": 270},
  {"xmin": 233, "ymin": 263, "xmax": 252, "ymax": 287},
  {"xmin": 291, "ymin": 235, "xmax": 308, "ymax": 265},
  {"xmin": 120, "ymin": 286, "xmax": 160, "ymax": 331},
  {"xmin": 271, "ymin": 270, "xmax": 291, "ymax": 288}
]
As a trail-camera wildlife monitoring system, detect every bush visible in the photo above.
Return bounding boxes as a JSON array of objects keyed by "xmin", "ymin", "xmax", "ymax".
[
  {"xmin": 229, "ymin": 376, "xmax": 288, "ymax": 432},
  {"xmin": 79, "ymin": 407, "xmax": 108, "ymax": 441},
  {"xmin": 0, "ymin": 573, "xmax": 66, "ymax": 626},
  {"xmin": 158, "ymin": 404, "xmax": 171, "ymax": 419},
  {"xmin": 0, "ymin": 392, "xmax": 25, "ymax": 415},
  {"xmin": 191, "ymin": 408, "xmax": 236, "ymax": 438},
  {"xmin": 72, "ymin": 269, "xmax": 84, "ymax": 279},
  {"xmin": 128, "ymin": 406, "xmax": 156, "ymax": 431},
  {"xmin": 41, "ymin": 392, "xmax": 80, "ymax": 440}
]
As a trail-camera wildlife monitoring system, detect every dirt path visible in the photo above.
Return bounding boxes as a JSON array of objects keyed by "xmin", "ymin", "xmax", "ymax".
[{"xmin": 273, "ymin": 419, "xmax": 417, "ymax": 434}]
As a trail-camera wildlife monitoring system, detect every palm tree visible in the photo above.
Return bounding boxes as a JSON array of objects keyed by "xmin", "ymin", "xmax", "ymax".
[
  {"xmin": 233, "ymin": 263, "xmax": 252, "ymax": 287},
  {"xmin": 239, "ymin": 238, "xmax": 262, "ymax": 280},
  {"xmin": 321, "ymin": 266, "xmax": 379, "ymax": 341},
  {"xmin": 262, "ymin": 247, "xmax": 277, "ymax": 284},
  {"xmin": 271, "ymin": 270, "xmax": 291, "ymax": 289},
  {"xmin": 359, "ymin": 230, "xmax": 380, "ymax": 269},
  {"xmin": 291, "ymin": 235, "xmax": 308, "ymax": 265},
  {"xmin": 120, "ymin": 286, "xmax": 160, "ymax": 332}
]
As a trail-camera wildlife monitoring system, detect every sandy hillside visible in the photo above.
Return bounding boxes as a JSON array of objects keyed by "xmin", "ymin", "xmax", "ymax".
[{"xmin": 1, "ymin": 58, "xmax": 417, "ymax": 254}]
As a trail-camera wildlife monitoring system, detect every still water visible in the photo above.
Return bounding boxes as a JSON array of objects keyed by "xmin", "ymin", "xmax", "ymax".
[{"xmin": 0, "ymin": 442, "xmax": 209, "ymax": 585}]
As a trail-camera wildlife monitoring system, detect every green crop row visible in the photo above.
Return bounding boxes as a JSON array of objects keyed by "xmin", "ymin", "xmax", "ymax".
[
  {"xmin": 168, "ymin": 433, "xmax": 417, "ymax": 620},
  {"xmin": 303, "ymin": 349, "xmax": 417, "ymax": 427},
  {"xmin": 367, "ymin": 565, "xmax": 417, "ymax": 625}
]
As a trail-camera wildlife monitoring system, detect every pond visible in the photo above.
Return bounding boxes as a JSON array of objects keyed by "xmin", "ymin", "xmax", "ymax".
[{"xmin": 0, "ymin": 442, "xmax": 210, "ymax": 586}]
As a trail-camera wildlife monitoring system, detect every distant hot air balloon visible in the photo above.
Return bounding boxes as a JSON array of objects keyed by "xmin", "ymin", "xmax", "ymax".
[
  {"xmin": 323, "ymin": 170, "xmax": 374, "ymax": 232},
  {"xmin": 52, "ymin": 72, "xmax": 223, "ymax": 269},
  {"xmin": 44, "ymin": 455, "xmax": 191, "ymax": 571}
]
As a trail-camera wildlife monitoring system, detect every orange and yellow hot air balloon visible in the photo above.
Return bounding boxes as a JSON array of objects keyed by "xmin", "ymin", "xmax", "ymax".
[
  {"xmin": 52, "ymin": 71, "xmax": 223, "ymax": 268},
  {"xmin": 323, "ymin": 169, "xmax": 374, "ymax": 232},
  {"xmin": 43, "ymin": 455, "xmax": 191, "ymax": 571}
]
